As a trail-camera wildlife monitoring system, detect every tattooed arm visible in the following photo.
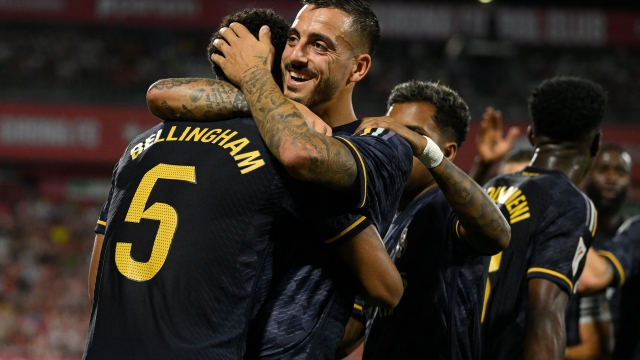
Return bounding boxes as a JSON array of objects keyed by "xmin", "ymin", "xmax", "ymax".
[
  {"xmin": 356, "ymin": 116, "xmax": 510, "ymax": 255},
  {"xmin": 146, "ymin": 78, "xmax": 249, "ymax": 121},
  {"xmin": 210, "ymin": 24, "xmax": 358, "ymax": 191},
  {"xmin": 430, "ymin": 157, "xmax": 511, "ymax": 255}
]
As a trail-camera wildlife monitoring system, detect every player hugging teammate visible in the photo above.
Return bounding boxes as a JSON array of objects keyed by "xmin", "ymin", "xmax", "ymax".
[{"xmin": 82, "ymin": 0, "xmax": 625, "ymax": 359}]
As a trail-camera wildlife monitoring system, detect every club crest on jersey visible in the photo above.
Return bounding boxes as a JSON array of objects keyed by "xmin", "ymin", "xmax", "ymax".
[{"xmin": 359, "ymin": 127, "xmax": 396, "ymax": 140}]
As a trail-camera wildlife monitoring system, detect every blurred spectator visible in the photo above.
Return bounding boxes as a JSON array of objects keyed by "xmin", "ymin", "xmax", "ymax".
[
  {"xmin": 0, "ymin": 171, "xmax": 99, "ymax": 357},
  {"xmin": 0, "ymin": 22, "xmax": 639, "ymax": 125}
]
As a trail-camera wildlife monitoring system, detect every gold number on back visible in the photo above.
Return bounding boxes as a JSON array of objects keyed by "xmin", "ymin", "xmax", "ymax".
[{"xmin": 116, "ymin": 163, "xmax": 196, "ymax": 281}]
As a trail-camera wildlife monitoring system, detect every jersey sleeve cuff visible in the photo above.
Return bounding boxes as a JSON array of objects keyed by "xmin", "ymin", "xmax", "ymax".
[
  {"xmin": 333, "ymin": 136, "xmax": 367, "ymax": 209},
  {"xmin": 94, "ymin": 219, "xmax": 107, "ymax": 234},
  {"xmin": 325, "ymin": 216, "xmax": 372, "ymax": 248},
  {"xmin": 352, "ymin": 297, "xmax": 365, "ymax": 323},
  {"xmin": 527, "ymin": 267, "xmax": 574, "ymax": 294},
  {"xmin": 597, "ymin": 250, "xmax": 626, "ymax": 287}
]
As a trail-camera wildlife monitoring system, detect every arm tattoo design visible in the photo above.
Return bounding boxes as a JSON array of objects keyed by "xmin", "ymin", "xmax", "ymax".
[
  {"xmin": 240, "ymin": 68, "xmax": 357, "ymax": 190},
  {"xmin": 148, "ymin": 78, "xmax": 249, "ymax": 121},
  {"xmin": 433, "ymin": 160, "xmax": 510, "ymax": 250}
]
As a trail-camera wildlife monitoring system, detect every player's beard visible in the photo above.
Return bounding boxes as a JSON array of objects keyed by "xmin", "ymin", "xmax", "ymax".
[
  {"xmin": 284, "ymin": 63, "xmax": 342, "ymax": 110},
  {"xmin": 585, "ymin": 181, "xmax": 628, "ymax": 217}
]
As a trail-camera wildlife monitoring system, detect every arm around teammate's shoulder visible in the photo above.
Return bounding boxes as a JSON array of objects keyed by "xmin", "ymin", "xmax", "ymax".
[
  {"xmin": 146, "ymin": 78, "xmax": 249, "ymax": 121},
  {"xmin": 336, "ymin": 225, "xmax": 403, "ymax": 310},
  {"xmin": 525, "ymin": 278, "xmax": 569, "ymax": 360}
]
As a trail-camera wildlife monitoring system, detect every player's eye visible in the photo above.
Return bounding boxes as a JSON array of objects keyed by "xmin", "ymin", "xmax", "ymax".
[
  {"xmin": 312, "ymin": 41, "xmax": 328, "ymax": 52},
  {"xmin": 287, "ymin": 35, "xmax": 299, "ymax": 44}
]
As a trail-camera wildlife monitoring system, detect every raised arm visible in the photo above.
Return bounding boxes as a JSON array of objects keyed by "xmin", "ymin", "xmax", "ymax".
[
  {"xmin": 468, "ymin": 107, "xmax": 520, "ymax": 184},
  {"xmin": 211, "ymin": 24, "xmax": 359, "ymax": 192},
  {"xmin": 355, "ymin": 116, "xmax": 510, "ymax": 255},
  {"xmin": 336, "ymin": 225, "xmax": 403, "ymax": 310},
  {"xmin": 146, "ymin": 78, "xmax": 249, "ymax": 121},
  {"xmin": 525, "ymin": 279, "xmax": 569, "ymax": 360}
]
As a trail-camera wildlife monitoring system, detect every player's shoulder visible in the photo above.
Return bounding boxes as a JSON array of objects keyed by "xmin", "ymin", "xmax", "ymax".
[{"xmin": 617, "ymin": 215, "xmax": 640, "ymax": 236}]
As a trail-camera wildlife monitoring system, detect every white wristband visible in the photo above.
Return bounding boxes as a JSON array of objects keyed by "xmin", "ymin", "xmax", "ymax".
[{"xmin": 417, "ymin": 135, "xmax": 443, "ymax": 169}]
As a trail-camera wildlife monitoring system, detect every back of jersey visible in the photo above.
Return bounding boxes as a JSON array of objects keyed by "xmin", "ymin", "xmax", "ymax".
[
  {"xmin": 84, "ymin": 120, "xmax": 284, "ymax": 359},
  {"xmin": 481, "ymin": 167, "xmax": 595, "ymax": 360}
]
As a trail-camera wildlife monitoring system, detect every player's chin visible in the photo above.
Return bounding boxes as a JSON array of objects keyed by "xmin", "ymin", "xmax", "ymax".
[{"xmin": 284, "ymin": 89, "xmax": 309, "ymax": 105}]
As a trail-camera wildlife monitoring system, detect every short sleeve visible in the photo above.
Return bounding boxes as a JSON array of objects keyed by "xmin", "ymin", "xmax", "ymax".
[
  {"xmin": 333, "ymin": 128, "xmax": 412, "ymax": 233},
  {"xmin": 598, "ymin": 216, "xmax": 640, "ymax": 287},
  {"xmin": 315, "ymin": 213, "xmax": 373, "ymax": 247},
  {"xmin": 527, "ymin": 203, "xmax": 593, "ymax": 295},
  {"xmin": 94, "ymin": 186, "xmax": 113, "ymax": 234}
]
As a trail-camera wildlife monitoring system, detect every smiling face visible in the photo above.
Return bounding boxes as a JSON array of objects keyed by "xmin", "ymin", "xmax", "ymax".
[{"xmin": 281, "ymin": 5, "xmax": 357, "ymax": 110}]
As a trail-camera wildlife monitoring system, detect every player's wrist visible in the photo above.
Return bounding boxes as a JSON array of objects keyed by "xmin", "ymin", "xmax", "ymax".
[{"xmin": 417, "ymin": 135, "xmax": 443, "ymax": 169}]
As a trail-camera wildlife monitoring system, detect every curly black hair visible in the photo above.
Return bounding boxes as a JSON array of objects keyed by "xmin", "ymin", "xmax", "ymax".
[
  {"xmin": 528, "ymin": 76, "xmax": 607, "ymax": 142},
  {"xmin": 206, "ymin": 8, "xmax": 289, "ymax": 89},
  {"xmin": 387, "ymin": 80, "xmax": 470, "ymax": 147},
  {"xmin": 302, "ymin": 0, "xmax": 380, "ymax": 56}
]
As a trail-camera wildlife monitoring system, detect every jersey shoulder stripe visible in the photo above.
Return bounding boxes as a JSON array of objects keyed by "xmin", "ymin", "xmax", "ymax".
[
  {"xmin": 527, "ymin": 267, "xmax": 574, "ymax": 291},
  {"xmin": 597, "ymin": 250, "xmax": 626, "ymax": 286},
  {"xmin": 334, "ymin": 136, "xmax": 367, "ymax": 209}
]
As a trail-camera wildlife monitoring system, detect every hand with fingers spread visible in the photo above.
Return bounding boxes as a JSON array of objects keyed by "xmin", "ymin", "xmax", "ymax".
[
  {"xmin": 355, "ymin": 116, "xmax": 427, "ymax": 156},
  {"xmin": 210, "ymin": 23, "xmax": 275, "ymax": 89},
  {"xmin": 476, "ymin": 107, "xmax": 520, "ymax": 165}
]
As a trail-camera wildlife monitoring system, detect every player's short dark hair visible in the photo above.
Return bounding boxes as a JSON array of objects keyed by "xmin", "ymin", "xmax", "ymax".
[
  {"xmin": 301, "ymin": 0, "xmax": 380, "ymax": 56},
  {"xmin": 504, "ymin": 148, "xmax": 534, "ymax": 164},
  {"xmin": 528, "ymin": 76, "xmax": 607, "ymax": 142},
  {"xmin": 387, "ymin": 80, "xmax": 470, "ymax": 147},
  {"xmin": 207, "ymin": 8, "xmax": 289, "ymax": 88}
]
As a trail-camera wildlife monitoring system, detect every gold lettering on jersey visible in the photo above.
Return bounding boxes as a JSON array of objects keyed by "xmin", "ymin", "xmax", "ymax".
[
  {"xmin": 178, "ymin": 126, "xmax": 191, "ymax": 141},
  {"xmin": 486, "ymin": 186, "xmax": 531, "ymax": 225},
  {"xmin": 201, "ymin": 129, "xmax": 220, "ymax": 142},
  {"xmin": 223, "ymin": 138, "xmax": 249, "ymax": 155},
  {"xmin": 166, "ymin": 126, "xmax": 178, "ymax": 141},
  {"xmin": 234, "ymin": 151, "xmax": 265, "ymax": 174},
  {"xmin": 154, "ymin": 129, "xmax": 164, "ymax": 143},
  {"xmin": 213, "ymin": 129, "xmax": 237, "ymax": 145},
  {"xmin": 129, "ymin": 126, "xmax": 265, "ymax": 174},
  {"xmin": 185, "ymin": 127, "xmax": 209, "ymax": 142}
]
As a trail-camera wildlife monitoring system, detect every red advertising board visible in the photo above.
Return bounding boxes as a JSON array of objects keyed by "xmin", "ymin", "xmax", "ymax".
[
  {"xmin": 0, "ymin": 101, "xmax": 159, "ymax": 165},
  {"xmin": 1, "ymin": 101, "xmax": 639, "ymax": 190}
]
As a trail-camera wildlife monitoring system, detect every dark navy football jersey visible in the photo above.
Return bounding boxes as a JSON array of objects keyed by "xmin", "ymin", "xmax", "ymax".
[
  {"xmin": 244, "ymin": 120, "xmax": 413, "ymax": 360},
  {"xmin": 481, "ymin": 167, "xmax": 596, "ymax": 360},
  {"xmin": 598, "ymin": 215, "xmax": 640, "ymax": 359},
  {"xmin": 86, "ymin": 120, "xmax": 371, "ymax": 360},
  {"xmin": 564, "ymin": 218, "xmax": 623, "ymax": 348},
  {"xmin": 363, "ymin": 187, "xmax": 489, "ymax": 360}
]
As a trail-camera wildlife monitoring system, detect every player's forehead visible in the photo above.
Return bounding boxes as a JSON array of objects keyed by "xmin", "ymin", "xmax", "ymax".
[
  {"xmin": 291, "ymin": 5, "xmax": 354, "ymax": 48},
  {"xmin": 595, "ymin": 149, "xmax": 632, "ymax": 171},
  {"xmin": 388, "ymin": 101, "xmax": 438, "ymax": 133}
]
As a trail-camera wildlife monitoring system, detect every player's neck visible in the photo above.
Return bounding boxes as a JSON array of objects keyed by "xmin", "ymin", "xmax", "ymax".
[
  {"xmin": 530, "ymin": 146, "xmax": 592, "ymax": 185},
  {"xmin": 599, "ymin": 213, "xmax": 623, "ymax": 231},
  {"xmin": 310, "ymin": 91, "xmax": 357, "ymax": 128}
]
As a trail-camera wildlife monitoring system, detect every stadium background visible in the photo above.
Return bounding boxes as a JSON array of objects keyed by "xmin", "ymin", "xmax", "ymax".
[{"xmin": 0, "ymin": 0, "xmax": 638, "ymax": 358}]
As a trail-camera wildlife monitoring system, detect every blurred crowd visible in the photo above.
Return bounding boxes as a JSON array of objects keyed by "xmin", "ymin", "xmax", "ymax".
[
  {"xmin": 1, "ymin": 22, "xmax": 640, "ymax": 123},
  {"xmin": 0, "ymin": 171, "xmax": 100, "ymax": 357}
]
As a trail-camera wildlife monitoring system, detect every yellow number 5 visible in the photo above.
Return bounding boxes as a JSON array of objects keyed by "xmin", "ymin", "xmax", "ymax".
[{"xmin": 116, "ymin": 163, "xmax": 196, "ymax": 281}]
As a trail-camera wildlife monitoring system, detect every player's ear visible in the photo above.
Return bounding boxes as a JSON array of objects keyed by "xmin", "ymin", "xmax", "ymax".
[
  {"xmin": 527, "ymin": 126, "xmax": 535, "ymax": 146},
  {"xmin": 349, "ymin": 53, "xmax": 371, "ymax": 83},
  {"xmin": 443, "ymin": 141, "xmax": 458, "ymax": 162},
  {"xmin": 589, "ymin": 131, "xmax": 602, "ymax": 158}
]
